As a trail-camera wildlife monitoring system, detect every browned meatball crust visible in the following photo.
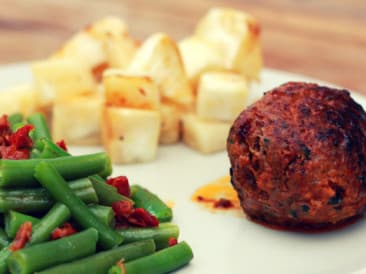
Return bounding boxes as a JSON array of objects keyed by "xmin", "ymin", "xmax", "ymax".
[{"xmin": 227, "ymin": 82, "xmax": 366, "ymax": 228}]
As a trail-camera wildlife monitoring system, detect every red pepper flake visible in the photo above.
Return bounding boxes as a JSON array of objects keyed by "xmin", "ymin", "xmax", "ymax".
[
  {"xmin": 138, "ymin": 88, "xmax": 146, "ymax": 96},
  {"xmin": 168, "ymin": 237, "xmax": 178, "ymax": 247},
  {"xmin": 107, "ymin": 176, "xmax": 131, "ymax": 197},
  {"xmin": 196, "ymin": 195, "xmax": 215, "ymax": 203},
  {"xmin": 116, "ymin": 260, "xmax": 126, "ymax": 274},
  {"xmin": 213, "ymin": 198, "xmax": 234, "ymax": 209},
  {"xmin": 51, "ymin": 223, "xmax": 77, "ymax": 240},
  {"xmin": 10, "ymin": 221, "xmax": 32, "ymax": 251},
  {"xmin": 196, "ymin": 195, "xmax": 235, "ymax": 210},
  {"xmin": 112, "ymin": 200, "xmax": 159, "ymax": 228},
  {"xmin": 56, "ymin": 139, "xmax": 68, "ymax": 152},
  {"xmin": 197, "ymin": 195, "xmax": 205, "ymax": 201}
]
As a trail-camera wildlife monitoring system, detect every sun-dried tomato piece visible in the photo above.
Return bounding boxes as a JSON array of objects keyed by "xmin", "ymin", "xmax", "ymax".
[
  {"xmin": 10, "ymin": 124, "xmax": 34, "ymax": 149},
  {"xmin": 112, "ymin": 200, "xmax": 159, "ymax": 228},
  {"xmin": 112, "ymin": 200, "xmax": 134, "ymax": 219},
  {"xmin": 0, "ymin": 146, "xmax": 30, "ymax": 160},
  {"xmin": 56, "ymin": 139, "xmax": 68, "ymax": 152},
  {"xmin": 107, "ymin": 176, "xmax": 131, "ymax": 197},
  {"xmin": 0, "ymin": 115, "xmax": 11, "ymax": 146},
  {"xmin": 51, "ymin": 223, "xmax": 77, "ymax": 240},
  {"xmin": 10, "ymin": 221, "xmax": 32, "ymax": 251},
  {"xmin": 168, "ymin": 237, "xmax": 178, "ymax": 247},
  {"xmin": 0, "ymin": 124, "xmax": 34, "ymax": 159},
  {"xmin": 128, "ymin": 208, "xmax": 159, "ymax": 228},
  {"xmin": 0, "ymin": 115, "xmax": 10, "ymax": 133}
]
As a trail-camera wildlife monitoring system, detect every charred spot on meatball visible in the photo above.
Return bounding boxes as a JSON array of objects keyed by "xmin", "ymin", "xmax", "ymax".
[{"xmin": 227, "ymin": 82, "xmax": 366, "ymax": 228}]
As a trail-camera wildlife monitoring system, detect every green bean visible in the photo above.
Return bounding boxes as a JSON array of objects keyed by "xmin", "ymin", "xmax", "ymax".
[
  {"xmin": 0, "ymin": 177, "xmax": 98, "ymax": 214},
  {"xmin": 5, "ymin": 211, "xmax": 40, "ymax": 239},
  {"xmin": 0, "ymin": 152, "xmax": 111, "ymax": 188},
  {"xmin": 37, "ymin": 240, "xmax": 155, "ymax": 274},
  {"xmin": 12, "ymin": 122, "xmax": 27, "ymax": 132},
  {"xmin": 27, "ymin": 113, "xmax": 51, "ymax": 145},
  {"xmin": 123, "ymin": 241, "xmax": 193, "ymax": 274},
  {"xmin": 88, "ymin": 204, "xmax": 115, "ymax": 228},
  {"xmin": 7, "ymin": 228, "xmax": 98, "ymax": 274},
  {"xmin": 29, "ymin": 203, "xmax": 70, "ymax": 245},
  {"xmin": 0, "ymin": 246, "xmax": 11, "ymax": 273},
  {"xmin": 131, "ymin": 185, "xmax": 173, "ymax": 222},
  {"xmin": 0, "ymin": 228, "xmax": 9, "ymax": 250},
  {"xmin": 34, "ymin": 162, "xmax": 123, "ymax": 249},
  {"xmin": 90, "ymin": 175, "xmax": 133, "ymax": 205},
  {"xmin": 8, "ymin": 113, "xmax": 23, "ymax": 131},
  {"xmin": 1, "ymin": 206, "xmax": 70, "ymax": 273},
  {"xmin": 36, "ymin": 138, "xmax": 69, "ymax": 159},
  {"xmin": 116, "ymin": 223, "xmax": 179, "ymax": 250},
  {"xmin": 108, "ymin": 265, "xmax": 122, "ymax": 274}
]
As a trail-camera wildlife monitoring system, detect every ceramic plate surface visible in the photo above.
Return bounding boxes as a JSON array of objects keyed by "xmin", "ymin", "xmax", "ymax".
[{"xmin": 1, "ymin": 63, "xmax": 366, "ymax": 274}]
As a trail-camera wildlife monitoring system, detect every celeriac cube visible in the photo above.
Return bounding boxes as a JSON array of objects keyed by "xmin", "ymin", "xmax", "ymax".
[
  {"xmin": 103, "ymin": 69, "xmax": 160, "ymax": 110},
  {"xmin": 196, "ymin": 72, "xmax": 248, "ymax": 122},
  {"xmin": 52, "ymin": 32, "xmax": 107, "ymax": 72},
  {"xmin": 127, "ymin": 33, "xmax": 194, "ymax": 107},
  {"xmin": 234, "ymin": 43, "xmax": 262, "ymax": 81},
  {"xmin": 86, "ymin": 16, "xmax": 138, "ymax": 69},
  {"xmin": 52, "ymin": 95, "xmax": 104, "ymax": 145},
  {"xmin": 0, "ymin": 84, "xmax": 36, "ymax": 116},
  {"xmin": 194, "ymin": 8, "xmax": 262, "ymax": 80},
  {"xmin": 87, "ymin": 16, "xmax": 128, "ymax": 37},
  {"xmin": 159, "ymin": 103, "xmax": 182, "ymax": 144},
  {"xmin": 178, "ymin": 36, "xmax": 225, "ymax": 88},
  {"xmin": 32, "ymin": 58, "xmax": 96, "ymax": 107},
  {"xmin": 102, "ymin": 107, "xmax": 161, "ymax": 164},
  {"xmin": 104, "ymin": 36, "xmax": 139, "ymax": 69},
  {"xmin": 182, "ymin": 114, "xmax": 231, "ymax": 154}
]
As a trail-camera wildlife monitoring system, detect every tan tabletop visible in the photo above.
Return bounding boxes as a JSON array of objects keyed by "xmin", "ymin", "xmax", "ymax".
[{"xmin": 0, "ymin": 0, "xmax": 365, "ymax": 94}]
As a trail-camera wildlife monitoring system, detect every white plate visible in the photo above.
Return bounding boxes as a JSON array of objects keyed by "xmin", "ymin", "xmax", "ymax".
[{"xmin": 1, "ymin": 63, "xmax": 366, "ymax": 274}]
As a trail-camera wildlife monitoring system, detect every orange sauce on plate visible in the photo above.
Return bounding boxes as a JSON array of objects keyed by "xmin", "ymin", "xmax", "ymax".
[{"xmin": 192, "ymin": 175, "xmax": 241, "ymax": 211}]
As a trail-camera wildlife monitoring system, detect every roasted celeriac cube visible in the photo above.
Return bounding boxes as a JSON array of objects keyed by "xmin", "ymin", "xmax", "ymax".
[
  {"xmin": 234, "ymin": 43, "xmax": 262, "ymax": 82},
  {"xmin": 86, "ymin": 16, "xmax": 138, "ymax": 69},
  {"xmin": 196, "ymin": 72, "xmax": 248, "ymax": 122},
  {"xmin": 159, "ymin": 103, "xmax": 182, "ymax": 144},
  {"xmin": 194, "ymin": 8, "xmax": 262, "ymax": 80},
  {"xmin": 178, "ymin": 36, "xmax": 225, "ymax": 88},
  {"xmin": 52, "ymin": 32, "xmax": 107, "ymax": 73},
  {"xmin": 87, "ymin": 16, "xmax": 128, "ymax": 37},
  {"xmin": 52, "ymin": 95, "xmax": 104, "ymax": 145},
  {"xmin": 32, "ymin": 58, "xmax": 96, "ymax": 107},
  {"xmin": 103, "ymin": 69, "xmax": 160, "ymax": 110},
  {"xmin": 102, "ymin": 107, "xmax": 161, "ymax": 164},
  {"xmin": 0, "ymin": 84, "xmax": 36, "ymax": 116},
  {"xmin": 182, "ymin": 114, "xmax": 231, "ymax": 154},
  {"xmin": 127, "ymin": 33, "xmax": 194, "ymax": 107}
]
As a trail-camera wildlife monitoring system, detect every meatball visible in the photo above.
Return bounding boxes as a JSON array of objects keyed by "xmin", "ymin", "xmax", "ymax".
[{"xmin": 227, "ymin": 82, "xmax": 366, "ymax": 228}]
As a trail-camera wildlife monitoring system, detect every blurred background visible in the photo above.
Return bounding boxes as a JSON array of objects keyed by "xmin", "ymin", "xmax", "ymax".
[{"xmin": 0, "ymin": 0, "xmax": 365, "ymax": 93}]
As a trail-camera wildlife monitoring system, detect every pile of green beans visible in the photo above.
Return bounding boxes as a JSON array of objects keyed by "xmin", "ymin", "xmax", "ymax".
[{"xmin": 0, "ymin": 113, "xmax": 193, "ymax": 274}]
